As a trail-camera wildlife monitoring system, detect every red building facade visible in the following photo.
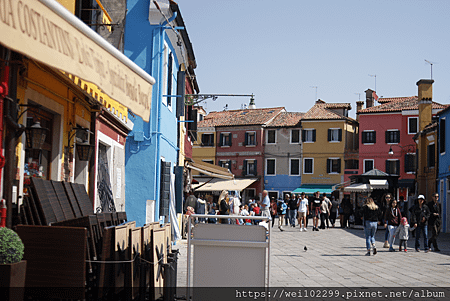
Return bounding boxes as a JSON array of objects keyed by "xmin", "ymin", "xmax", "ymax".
[{"xmin": 357, "ymin": 93, "xmax": 446, "ymax": 199}]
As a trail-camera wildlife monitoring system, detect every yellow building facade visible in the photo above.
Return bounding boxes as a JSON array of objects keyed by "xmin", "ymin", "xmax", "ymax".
[
  {"xmin": 301, "ymin": 120, "xmax": 347, "ymax": 185},
  {"xmin": 191, "ymin": 125, "xmax": 217, "ymax": 175}
]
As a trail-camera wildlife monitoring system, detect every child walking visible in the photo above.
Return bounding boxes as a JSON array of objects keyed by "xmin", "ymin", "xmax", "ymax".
[{"xmin": 393, "ymin": 217, "xmax": 414, "ymax": 252}]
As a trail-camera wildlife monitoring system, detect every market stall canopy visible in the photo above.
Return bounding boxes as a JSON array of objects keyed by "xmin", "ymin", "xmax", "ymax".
[
  {"xmin": 369, "ymin": 179, "xmax": 389, "ymax": 190},
  {"xmin": 343, "ymin": 183, "xmax": 373, "ymax": 192},
  {"xmin": 0, "ymin": 0, "xmax": 155, "ymax": 122},
  {"xmin": 192, "ymin": 178, "xmax": 257, "ymax": 192},
  {"xmin": 186, "ymin": 161, "xmax": 234, "ymax": 180},
  {"xmin": 292, "ymin": 184, "xmax": 334, "ymax": 195}
]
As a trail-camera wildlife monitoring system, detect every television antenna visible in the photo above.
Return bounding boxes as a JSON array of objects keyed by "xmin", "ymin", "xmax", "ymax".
[
  {"xmin": 368, "ymin": 74, "xmax": 376, "ymax": 91},
  {"xmin": 310, "ymin": 86, "xmax": 318, "ymax": 101},
  {"xmin": 424, "ymin": 59, "xmax": 435, "ymax": 79}
]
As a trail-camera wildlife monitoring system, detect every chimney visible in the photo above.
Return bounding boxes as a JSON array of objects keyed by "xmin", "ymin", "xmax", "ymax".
[
  {"xmin": 316, "ymin": 99, "xmax": 325, "ymax": 104},
  {"xmin": 248, "ymin": 95, "xmax": 256, "ymax": 109},
  {"xmin": 356, "ymin": 101, "xmax": 364, "ymax": 122},
  {"xmin": 356, "ymin": 101, "xmax": 364, "ymax": 112},
  {"xmin": 417, "ymin": 79, "xmax": 434, "ymax": 131},
  {"xmin": 416, "ymin": 79, "xmax": 434, "ymax": 198},
  {"xmin": 365, "ymin": 89, "xmax": 375, "ymax": 108}
]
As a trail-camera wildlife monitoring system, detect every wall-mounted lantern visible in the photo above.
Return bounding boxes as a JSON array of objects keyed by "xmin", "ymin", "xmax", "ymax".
[
  {"xmin": 25, "ymin": 121, "xmax": 49, "ymax": 150},
  {"xmin": 68, "ymin": 126, "xmax": 94, "ymax": 161}
]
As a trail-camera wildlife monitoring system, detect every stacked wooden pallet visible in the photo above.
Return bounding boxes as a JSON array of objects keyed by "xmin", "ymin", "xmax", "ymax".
[{"xmin": 17, "ymin": 178, "xmax": 173, "ymax": 300}]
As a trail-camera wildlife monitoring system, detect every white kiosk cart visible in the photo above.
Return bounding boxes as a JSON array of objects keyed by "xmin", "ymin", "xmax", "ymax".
[{"xmin": 186, "ymin": 214, "xmax": 271, "ymax": 300}]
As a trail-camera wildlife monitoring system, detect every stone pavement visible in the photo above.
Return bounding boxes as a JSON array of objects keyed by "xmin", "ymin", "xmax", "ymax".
[{"xmin": 173, "ymin": 222, "xmax": 450, "ymax": 288}]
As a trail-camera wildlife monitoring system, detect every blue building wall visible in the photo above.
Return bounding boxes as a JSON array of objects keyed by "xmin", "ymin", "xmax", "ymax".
[
  {"xmin": 265, "ymin": 175, "xmax": 302, "ymax": 198},
  {"xmin": 124, "ymin": 0, "xmax": 179, "ymax": 226},
  {"xmin": 438, "ymin": 109, "xmax": 450, "ymax": 232}
]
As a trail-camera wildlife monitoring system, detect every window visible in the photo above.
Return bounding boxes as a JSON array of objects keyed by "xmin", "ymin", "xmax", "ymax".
[
  {"xmin": 202, "ymin": 159, "xmax": 213, "ymax": 165},
  {"xmin": 303, "ymin": 158, "xmax": 313, "ymax": 174},
  {"xmin": 440, "ymin": 118, "xmax": 446, "ymax": 154},
  {"xmin": 404, "ymin": 153, "xmax": 416, "ymax": 173},
  {"xmin": 245, "ymin": 131, "xmax": 256, "ymax": 146},
  {"xmin": 327, "ymin": 158, "xmax": 341, "ymax": 174},
  {"xmin": 291, "ymin": 129, "xmax": 300, "ymax": 144},
  {"xmin": 364, "ymin": 159, "xmax": 374, "ymax": 173},
  {"xmin": 290, "ymin": 158, "xmax": 300, "ymax": 175},
  {"xmin": 302, "ymin": 129, "xmax": 316, "ymax": 142},
  {"xmin": 219, "ymin": 160, "xmax": 232, "ymax": 169},
  {"xmin": 408, "ymin": 117, "xmax": 418, "ymax": 134},
  {"xmin": 201, "ymin": 133, "xmax": 214, "ymax": 146},
  {"xmin": 166, "ymin": 52, "xmax": 173, "ymax": 107},
  {"xmin": 267, "ymin": 130, "xmax": 276, "ymax": 144},
  {"xmin": 266, "ymin": 159, "xmax": 276, "ymax": 175},
  {"xmin": 243, "ymin": 159, "xmax": 257, "ymax": 176},
  {"xmin": 386, "ymin": 159, "xmax": 400, "ymax": 175},
  {"xmin": 328, "ymin": 128, "xmax": 342, "ymax": 142},
  {"xmin": 162, "ymin": 42, "xmax": 168, "ymax": 106},
  {"xmin": 427, "ymin": 143, "xmax": 435, "ymax": 168},
  {"xmin": 361, "ymin": 131, "xmax": 376, "ymax": 144},
  {"xmin": 219, "ymin": 133, "xmax": 232, "ymax": 147},
  {"xmin": 345, "ymin": 159, "xmax": 359, "ymax": 170},
  {"xmin": 268, "ymin": 191, "xmax": 279, "ymax": 200},
  {"xmin": 385, "ymin": 130, "xmax": 400, "ymax": 144}
]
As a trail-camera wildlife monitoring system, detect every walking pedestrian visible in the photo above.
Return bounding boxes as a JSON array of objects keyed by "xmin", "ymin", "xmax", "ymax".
[
  {"xmin": 311, "ymin": 191, "xmax": 322, "ymax": 231},
  {"xmin": 284, "ymin": 194, "xmax": 290, "ymax": 226},
  {"xmin": 277, "ymin": 199, "xmax": 287, "ymax": 231},
  {"xmin": 393, "ymin": 217, "xmax": 414, "ymax": 252},
  {"xmin": 362, "ymin": 197, "xmax": 381, "ymax": 256},
  {"xmin": 270, "ymin": 197, "xmax": 278, "ymax": 228},
  {"xmin": 218, "ymin": 190, "xmax": 230, "ymax": 224},
  {"xmin": 384, "ymin": 198, "xmax": 402, "ymax": 252},
  {"xmin": 288, "ymin": 194, "xmax": 298, "ymax": 227},
  {"xmin": 341, "ymin": 197, "xmax": 353, "ymax": 228},
  {"xmin": 297, "ymin": 192, "xmax": 309, "ymax": 231},
  {"xmin": 261, "ymin": 190, "xmax": 271, "ymax": 218},
  {"xmin": 411, "ymin": 195, "xmax": 431, "ymax": 252},
  {"xmin": 428, "ymin": 193, "xmax": 442, "ymax": 252},
  {"xmin": 381, "ymin": 193, "xmax": 393, "ymax": 248},
  {"xmin": 329, "ymin": 196, "xmax": 339, "ymax": 228},
  {"xmin": 320, "ymin": 193, "xmax": 331, "ymax": 229}
]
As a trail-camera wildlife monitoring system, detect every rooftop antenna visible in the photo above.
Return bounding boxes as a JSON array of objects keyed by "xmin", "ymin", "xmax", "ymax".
[
  {"xmin": 310, "ymin": 86, "xmax": 318, "ymax": 101},
  {"xmin": 354, "ymin": 93, "xmax": 361, "ymax": 101},
  {"xmin": 424, "ymin": 59, "xmax": 434, "ymax": 79},
  {"xmin": 368, "ymin": 74, "xmax": 376, "ymax": 92}
]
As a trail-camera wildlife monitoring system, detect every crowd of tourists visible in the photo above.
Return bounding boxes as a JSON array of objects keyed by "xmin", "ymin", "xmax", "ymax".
[
  {"xmin": 362, "ymin": 192, "xmax": 442, "ymax": 256},
  {"xmin": 183, "ymin": 189, "xmax": 443, "ymax": 257}
]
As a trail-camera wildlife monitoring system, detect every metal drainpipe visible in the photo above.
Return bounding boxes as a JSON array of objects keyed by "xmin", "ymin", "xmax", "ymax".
[{"xmin": 152, "ymin": 26, "xmax": 164, "ymax": 222}]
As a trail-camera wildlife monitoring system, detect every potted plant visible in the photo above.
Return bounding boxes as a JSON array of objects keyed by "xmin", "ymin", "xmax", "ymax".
[{"xmin": 0, "ymin": 227, "xmax": 26, "ymax": 300}]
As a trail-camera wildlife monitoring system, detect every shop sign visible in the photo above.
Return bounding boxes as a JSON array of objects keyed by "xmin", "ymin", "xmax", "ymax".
[{"xmin": 0, "ymin": 0, "xmax": 153, "ymax": 121}]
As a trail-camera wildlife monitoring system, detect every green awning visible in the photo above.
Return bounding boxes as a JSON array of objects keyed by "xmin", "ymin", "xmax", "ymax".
[{"xmin": 292, "ymin": 185, "xmax": 334, "ymax": 195}]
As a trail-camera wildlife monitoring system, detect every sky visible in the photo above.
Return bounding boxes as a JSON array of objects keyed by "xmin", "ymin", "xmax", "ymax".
[{"xmin": 175, "ymin": 0, "xmax": 450, "ymax": 118}]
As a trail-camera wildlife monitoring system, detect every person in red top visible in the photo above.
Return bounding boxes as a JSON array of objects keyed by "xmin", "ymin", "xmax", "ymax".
[{"xmin": 270, "ymin": 197, "xmax": 278, "ymax": 228}]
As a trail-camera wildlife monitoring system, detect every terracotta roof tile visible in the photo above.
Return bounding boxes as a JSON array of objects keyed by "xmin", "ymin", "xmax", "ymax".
[
  {"xmin": 198, "ymin": 107, "xmax": 285, "ymax": 127},
  {"xmin": 359, "ymin": 96, "xmax": 448, "ymax": 113},
  {"xmin": 302, "ymin": 102, "xmax": 354, "ymax": 121},
  {"xmin": 267, "ymin": 112, "xmax": 304, "ymax": 127},
  {"xmin": 378, "ymin": 96, "xmax": 417, "ymax": 103}
]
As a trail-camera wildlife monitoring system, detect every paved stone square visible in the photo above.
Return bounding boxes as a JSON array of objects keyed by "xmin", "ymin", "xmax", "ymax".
[{"xmin": 174, "ymin": 222, "xmax": 450, "ymax": 288}]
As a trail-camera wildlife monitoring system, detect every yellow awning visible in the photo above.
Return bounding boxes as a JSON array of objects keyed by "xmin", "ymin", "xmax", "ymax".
[
  {"xmin": 193, "ymin": 178, "xmax": 257, "ymax": 192},
  {"xmin": 186, "ymin": 161, "xmax": 234, "ymax": 180}
]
